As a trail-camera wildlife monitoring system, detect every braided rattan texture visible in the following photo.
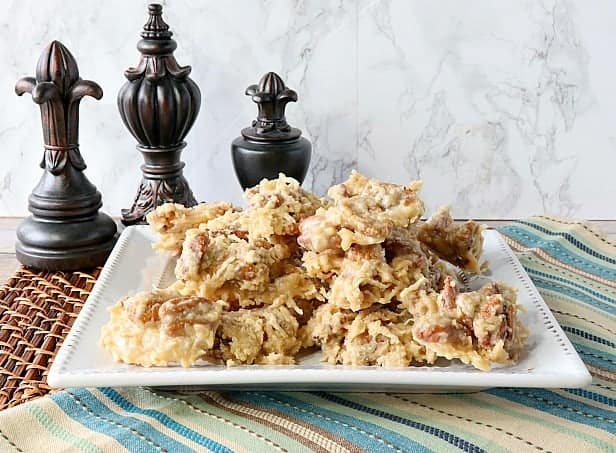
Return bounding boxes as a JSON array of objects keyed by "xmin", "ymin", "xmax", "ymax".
[{"xmin": 0, "ymin": 266, "xmax": 100, "ymax": 410}]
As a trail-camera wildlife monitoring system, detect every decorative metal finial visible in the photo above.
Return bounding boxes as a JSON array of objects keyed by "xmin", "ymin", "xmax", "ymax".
[
  {"xmin": 231, "ymin": 71, "xmax": 311, "ymax": 189},
  {"xmin": 14, "ymin": 41, "xmax": 117, "ymax": 270},
  {"xmin": 242, "ymin": 72, "xmax": 302, "ymax": 141},
  {"xmin": 118, "ymin": 3, "xmax": 201, "ymax": 225}
]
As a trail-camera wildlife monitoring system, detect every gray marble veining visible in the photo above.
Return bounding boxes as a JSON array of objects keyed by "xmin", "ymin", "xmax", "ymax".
[{"xmin": 0, "ymin": 0, "xmax": 614, "ymax": 218}]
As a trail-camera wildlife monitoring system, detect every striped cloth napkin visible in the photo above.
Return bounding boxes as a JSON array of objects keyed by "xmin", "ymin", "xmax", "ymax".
[{"xmin": 0, "ymin": 216, "xmax": 613, "ymax": 452}]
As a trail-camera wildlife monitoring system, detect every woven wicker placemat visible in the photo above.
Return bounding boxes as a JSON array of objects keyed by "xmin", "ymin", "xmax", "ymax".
[{"xmin": 0, "ymin": 266, "xmax": 100, "ymax": 410}]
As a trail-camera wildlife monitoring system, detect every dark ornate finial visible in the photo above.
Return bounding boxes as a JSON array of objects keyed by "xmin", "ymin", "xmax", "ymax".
[
  {"xmin": 14, "ymin": 41, "xmax": 117, "ymax": 270},
  {"xmin": 231, "ymin": 71, "xmax": 311, "ymax": 189},
  {"xmin": 242, "ymin": 72, "xmax": 301, "ymax": 141},
  {"xmin": 118, "ymin": 3, "xmax": 201, "ymax": 225}
]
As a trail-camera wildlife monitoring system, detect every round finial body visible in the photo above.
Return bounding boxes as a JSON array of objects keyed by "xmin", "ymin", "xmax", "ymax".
[{"xmin": 232, "ymin": 136, "xmax": 311, "ymax": 190}]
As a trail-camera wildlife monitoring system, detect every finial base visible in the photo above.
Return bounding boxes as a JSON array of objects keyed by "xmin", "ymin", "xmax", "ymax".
[
  {"xmin": 121, "ymin": 143, "xmax": 196, "ymax": 225},
  {"xmin": 121, "ymin": 175, "xmax": 196, "ymax": 226},
  {"xmin": 16, "ymin": 213, "xmax": 118, "ymax": 271}
]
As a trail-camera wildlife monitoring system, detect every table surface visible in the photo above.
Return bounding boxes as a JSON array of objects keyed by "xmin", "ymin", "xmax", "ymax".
[
  {"xmin": 0, "ymin": 217, "xmax": 614, "ymax": 282},
  {"xmin": 0, "ymin": 215, "xmax": 613, "ymax": 452}
]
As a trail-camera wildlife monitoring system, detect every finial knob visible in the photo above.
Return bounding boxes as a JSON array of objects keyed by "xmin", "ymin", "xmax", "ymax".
[
  {"xmin": 242, "ymin": 72, "xmax": 301, "ymax": 142},
  {"xmin": 141, "ymin": 3, "xmax": 172, "ymax": 40}
]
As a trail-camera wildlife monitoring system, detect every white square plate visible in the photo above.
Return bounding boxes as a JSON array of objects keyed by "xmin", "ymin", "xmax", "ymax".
[{"xmin": 48, "ymin": 226, "xmax": 591, "ymax": 392}]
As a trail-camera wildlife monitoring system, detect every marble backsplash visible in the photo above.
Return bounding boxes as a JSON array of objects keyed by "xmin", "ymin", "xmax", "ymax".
[{"xmin": 0, "ymin": 0, "xmax": 614, "ymax": 218}]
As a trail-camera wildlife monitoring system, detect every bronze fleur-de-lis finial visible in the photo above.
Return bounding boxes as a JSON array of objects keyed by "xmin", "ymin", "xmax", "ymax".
[{"xmin": 14, "ymin": 41, "xmax": 117, "ymax": 270}]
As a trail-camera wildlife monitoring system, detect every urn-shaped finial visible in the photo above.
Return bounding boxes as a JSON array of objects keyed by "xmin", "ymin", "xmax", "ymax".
[
  {"xmin": 118, "ymin": 3, "xmax": 200, "ymax": 225},
  {"xmin": 232, "ymin": 71, "xmax": 311, "ymax": 189},
  {"xmin": 242, "ymin": 72, "xmax": 301, "ymax": 141}
]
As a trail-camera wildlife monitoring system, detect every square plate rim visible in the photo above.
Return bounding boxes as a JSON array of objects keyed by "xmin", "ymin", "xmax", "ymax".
[{"xmin": 48, "ymin": 226, "xmax": 592, "ymax": 390}]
